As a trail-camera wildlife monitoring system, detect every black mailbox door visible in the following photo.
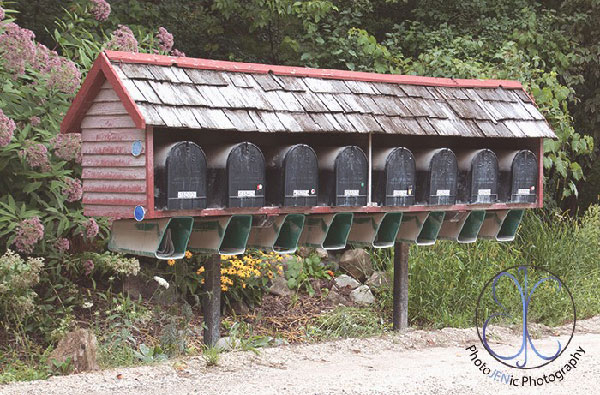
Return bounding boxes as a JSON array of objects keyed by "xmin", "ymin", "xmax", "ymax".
[
  {"xmin": 227, "ymin": 142, "xmax": 266, "ymax": 207},
  {"xmin": 166, "ymin": 142, "xmax": 207, "ymax": 210},
  {"xmin": 335, "ymin": 146, "xmax": 368, "ymax": 206},
  {"xmin": 385, "ymin": 147, "xmax": 416, "ymax": 206},
  {"xmin": 470, "ymin": 149, "xmax": 498, "ymax": 203},
  {"xmin": 511, "ymin": 150, "xmax": 537, "ymax": 203},
  {"xmin": 428, "ymin": 149, "xmax": 458, "ymax": 205},
  {"xmin": 283, "ymin": 145, "xmax": 318, "ymax": 207}
]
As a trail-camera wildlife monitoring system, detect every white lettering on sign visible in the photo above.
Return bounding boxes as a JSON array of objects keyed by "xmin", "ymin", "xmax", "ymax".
[
  {"xmin": 436, "ymin": 189, "xmax": 450, "ymax": 196},
  {"xmin": 478, "ymin": 189, "xmax": 491, "ymax": 196},
  {"xmin": 293, "ymin": 189, "xmax": 310, "ymax": 197},
  {"xmin": 177, "ymin": 191, "xmax": 197, "ymax": 199},
  {"xmin": 237, "ymin": 190, "xmax": 256, "ymax": 197},
  {"xmin": 517, "ymin": 188, "xmax": 531, "ymax": 195},
  {"xmin": 393, "ymin": 190, "xmax": 408, "ymax": 197},
  {"xmin": 344, "ymin": 189, "xmax": 360, "ymax": 196}
]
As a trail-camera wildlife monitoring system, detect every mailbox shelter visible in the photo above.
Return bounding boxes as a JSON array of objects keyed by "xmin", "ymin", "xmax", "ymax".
[
  {"xmin": 154, "ymin": 141, "xmax": 207, "ymax": 210},
  {"xmin": 61, "ymin": 50, "xmax": 556, "ymax": 344},
  {"xmin": 266, "ymin": 144, "xmax": 318, "ymax": 207}
]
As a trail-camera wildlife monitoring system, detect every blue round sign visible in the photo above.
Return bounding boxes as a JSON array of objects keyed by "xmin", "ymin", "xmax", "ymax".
[
  {"xmin": 131, "ymin": 140, "xmax": 143, "ymax": 157},
  {"xmin": 134, "ymin": 205, "xmax": 145, "ymax": 221}
]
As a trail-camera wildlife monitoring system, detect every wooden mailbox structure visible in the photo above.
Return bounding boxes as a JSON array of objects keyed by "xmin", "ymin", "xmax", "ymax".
[{"xmin": 61, "ymin": 50, "xmax": 556, "ymax": 342}]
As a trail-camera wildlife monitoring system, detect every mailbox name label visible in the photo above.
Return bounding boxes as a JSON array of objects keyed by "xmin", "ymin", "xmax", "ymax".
[
  {"xmin": 393, "ymin": 189, "xmax": 408, "ymax": 197},
  {"xmin": 293, "ymin": 189, "xmax": 310, "ymax": 197},
  {"xmin": 517, "ymin": 188, "xmax": 531, "ymax": 195},
  {"xmin": 477, "ymin": 189, "xmax": 491, "ymax": 196},
  {"xmin": 344, "ymin": 189, "xmax": 360, "ymax": 196},
  {"xmin": 436, "ymin": 189, "xmax": 450, "ymax": 196},
  {"xmin": 177, "ymin": 191, "xmax": 197, "ymax": 199},
  {"xmin": 238, "ymin": 190, "xmax": 256, "ymax": 197}
]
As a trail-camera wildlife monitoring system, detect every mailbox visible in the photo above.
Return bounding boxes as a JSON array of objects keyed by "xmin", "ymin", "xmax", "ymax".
[
  {"xmin": 155, "ymin": 141, "xmax": 207, "ymax": 211},
  {"xmin": 206, "ymin": 142, "xmax": 266, "ymax": 208},
  {"xmin": 457, "ymin": 149, "xmax": 499, "ymax": 204},
  {"xmin": 415, "ymin": 148, "xmax": 458, "ymax": 205},
  {"xmin": 317, "ymin": 146, "xmax": 368, "ymax": 206},
  {"xmin": 497, "ymin": 150, "xmax": 538, "ymax": 203},
  {"xmin": 266, "ymin": 144, "xmax": 318, "ymax": 207},
  {"xmin": 372, "ymin": 147, "xmax": 416, "ymax": 206}
]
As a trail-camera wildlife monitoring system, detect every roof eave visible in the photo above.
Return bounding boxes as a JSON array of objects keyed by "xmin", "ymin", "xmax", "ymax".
[{"xmin": 60, "ymin": 52, "xmax": 146, "ymax": 133}]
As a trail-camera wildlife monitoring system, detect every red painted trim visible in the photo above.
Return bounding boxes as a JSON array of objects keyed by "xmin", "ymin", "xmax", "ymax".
[
  {"xmin": 144, "ymin": 202, "xmax": 537, "ymax": 219},
  {"xmin": 60, "ymin": 57, "xmax": 106, "ymax": 133},
  {"xmin": 145, "ymin": 126, "xmax": 155, "ymax": 218},
  {"xmin": 105, "ymin": 51, "xmax": 524, "ymax": 90},
  {"xmin": 61, "ymin": 52, "xmax": 145, "ymax": 133},
  {"xmin": 538, "ymin": 137, "xmax": 544, "ymax": 208}
]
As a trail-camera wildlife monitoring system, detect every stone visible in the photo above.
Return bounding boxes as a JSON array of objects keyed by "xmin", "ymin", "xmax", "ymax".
[
  {"xmin": 297, "ymin": 247, "xmax": 312, "ymax": 258},
  {"xmin": 269, "ymin": 275, "xmax": 293, "ymax": 297},
  {"xmin": 215, "ymin": 336, "xmax": 239, "ymax": 351},
  {"xmin": 230, "ymin": 299, "xmax": 250, "ymax": 315},
  {"xmin": 48, "ymin": 329, "xmax": 99, "ymax": 373},
  {"xmin": 325, "ymin": 289, "xmax": 351, "ymax": 306},
  {"xmin": 122, "ymin": 275, "xmax": 157, "ymax": 299},
  {"xmin": 338, "ymin": 249, "xmax": 374, "ymax": 282},
  {"xmin": 350, "ymin": 285, "xmax": 376, "ymax": 305},
  {"xmin": 333, "ymin": 274, "xmax": 360, "ymax": 290},
  {"xmin": 366, "ymin": 271, "xmax": 391, "ymax": 290},
  {"xmin": 315, "ymin": 248, "xmax": 328, "ymax": 259}
]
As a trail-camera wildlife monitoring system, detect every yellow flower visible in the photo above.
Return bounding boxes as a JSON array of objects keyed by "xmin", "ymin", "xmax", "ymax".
[
  {"xmin": 221, "ymin": 284, "xmax": 228, "ymax": 291},
  {"xmin": 267, "ymin": 271, "xmax": 274, "ymax": 279},
  {"xmin": 185, "ymin": 250, "xmax": 193, "ymax": 259},
  {"xmin": 242, "ymin": 283, "xmax": 247, "ymax": 289},
  {"xmin": 197, "ymin": 266, "xmax": 205, "ymax": 274},
  {"xmin": 167, "ymin": 259, "xmax": 176, "ymax": 266}
]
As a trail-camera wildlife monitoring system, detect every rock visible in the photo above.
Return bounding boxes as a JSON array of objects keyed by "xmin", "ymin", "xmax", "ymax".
[
  {"xmin": 230, "ymin": 300, "xmax": 250, "ymax": 315},
  {"xmin": 49, "ymin": 329, "xmax": 99, "ymax": 373},
  {"xmin": 350, "ymin": 285, "xmax": 376, "ymax": 305},
  {"xmin": 338, "ymin": 249, "xmax": 374, "ymax": 282},
  {"xmin": 315, "ymin": 248, "xmax": 328, "ymax": 259},
  {"xmin": 333, "ymin": 274, "xmax": 360, "ymax": 290},
  {"xmin": 325, "ymin": 289, "xmax": 351, "ymax": 306},
  {"xmin": 366, "ymin": 271, "xmax": 391, "ymax": 290},
  {"xmin": 122, "ymin": 276, "xmax": 157, "ymax": 300},
  {"xmin": 269, "ymin": 275, "xmax": 293, "ymax": 297},
  {"xmin": 215, "ymin": 336, "xmax": 238, "ymax": 351},
  {"xmin": 297, "ymin": 247, "xmax": 312, "ymax": 258}
]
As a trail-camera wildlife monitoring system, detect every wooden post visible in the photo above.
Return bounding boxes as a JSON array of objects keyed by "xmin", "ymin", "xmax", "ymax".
[
  {"xmin": 202, "ymin": 254, "xmax": 221, "ymax": 346},
  {"xmin": 393, "ymin": 242, "xmax": 409, "ymax": 331}
]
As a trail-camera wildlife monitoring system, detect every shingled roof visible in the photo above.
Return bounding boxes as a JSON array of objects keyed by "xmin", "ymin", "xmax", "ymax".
[{"xmin": 61, "ymin": 51, "xmax": 556, "ymax": 138}]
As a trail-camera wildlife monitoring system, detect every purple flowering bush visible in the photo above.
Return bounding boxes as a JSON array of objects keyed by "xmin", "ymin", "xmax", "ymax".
[{"xmin": 0, "ymin": 2, "xmax": 183, "ymax": 345}]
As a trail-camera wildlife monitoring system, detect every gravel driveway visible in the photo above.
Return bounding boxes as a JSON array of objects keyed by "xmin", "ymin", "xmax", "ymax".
[{"xmin": 2, "ymin": 317, "xmax": 599, "ymax": 395}]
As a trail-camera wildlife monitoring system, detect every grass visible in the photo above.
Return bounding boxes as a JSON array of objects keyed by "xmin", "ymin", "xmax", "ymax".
[
  {"xmin": 305, "ymin": 307, "xmax": 386, "ymax": 340},
  {"xmin": 376, "ymin": 206, "xmax": 600, "ymax": 329},
  {"xmin": 202, "ymin": 346, "xmax": 220, "ymax": 367}
]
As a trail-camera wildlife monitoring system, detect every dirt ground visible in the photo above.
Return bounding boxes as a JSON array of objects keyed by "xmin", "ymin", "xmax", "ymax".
[{"xmin": 2, "ymin": 316, "xmax": 599, "ymax": 395}]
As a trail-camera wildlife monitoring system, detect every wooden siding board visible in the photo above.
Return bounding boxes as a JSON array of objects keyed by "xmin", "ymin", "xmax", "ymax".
[
  {"xmin": 83, "ymin": 179, "xmax": 147, "ymax": 193},
  {"xmin": 84, "ymin": 205, "xmax": 137, "ymax": 218},
  {"xmin": 274, "ymin": 90, "xmax": 305, "ymax": 112},
  {"xmin": 315, "ymin": 93, "xmax": 344, "ymax": 112},
  {"xmin": 331, "ymin": 113, "xmax": 358, "ymax": 133},
  {"xmin": 83, "ymin": 192, "xmax": 147, "ymax": 206},
  {"xmin": 172, "ymin": 106, "xmax": 202, "ymax": 129},
  {"xmin": 86, "ymin": 102, "xmax": 129, "ymax": 116},
  {"xmin": 247, "ymin": 110, "xmax": 269, "ymax": 132},
  {"xmin": 256, "ymin": 111, "xmax": 286, "ymax": 132},
  {"xmin": 226, "ymin": 73, "xmax": 254, "ymax": 88},
  {"xmin": 82, "ymin": 154, "xmax": 146, "ymax": 167},
  {"xmin": 82, "ymin": 141, "xmax": 145, "ymax": 155},
  {"xmin": 370, "ymin": 82, "xmax": 407, "ymax": 97},
  {"xmin": 291, "ymin": 112, "xmax": 320, "ymax": 132},
  {"xmin": 81, "ymin": 128, "xmax": 145, "ymax": 142},
  {"xmin": 94, "ymin": 88, "xmax": 120, "ymax": 102},
  {"xmin": 81, "ymin": 114, "xmax": 136, "ymax": 129},
  {"xmin": 148, "ymin": 81, "xmax": 187, "ymax": 105},
  {"xmin": 154, "ymin": 105, "xmax": 184, "ymax": 128},
  {"xmin": 120, "ymin": 79, "xmax": 146, "ymax": 102},
  {"xmin": 275, "ymin": 111, "xmax": 303, "ymax": 132},
  {"xmin": 82, "ymin": 167, "xmax": 146, "ymax": 180},
  {"xmin": 195, "ymin": 107, "xmax": 236, "ymax": 130},
  {"xmin": 398, "ymin": 85, "xmax": 435, "ymax": 99}
]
